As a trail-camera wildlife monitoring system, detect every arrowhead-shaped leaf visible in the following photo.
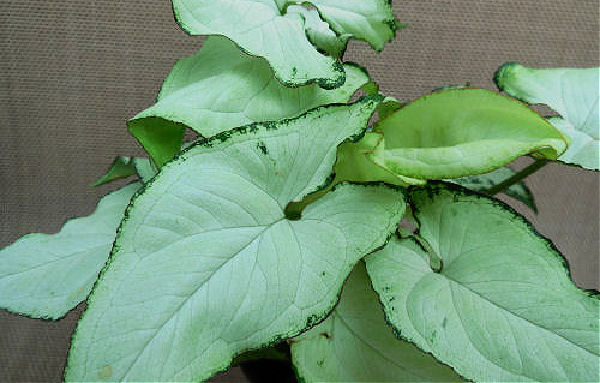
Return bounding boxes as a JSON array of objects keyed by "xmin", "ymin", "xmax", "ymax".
[
  {"xmin": 129, "ymin": 36, "xmax": 369, "ymax": 166},
  {"xmin": 0, "ymin": 183, "xmax": 140, "ymax": 319},
  {"xmin": 366, "ymin": 184, "xmax": 599, "ymax": 382},
  {"xmin": 291, "ymin": 262, "xmax": 464, "ymax": 382},
  {"xmin": 495, "ymin": 63, "xmax": 600, "ymax": 170},
  {"xmin": 449, "ymin": 166, "xmax": 537, "ymax": 212},
  {"xmin": 65, "ymin": 99, "xmax": 406, "ymax": 382},
  {"xmin": 372, "ymin": 89, "xmax": 567, "ymax": 179}
]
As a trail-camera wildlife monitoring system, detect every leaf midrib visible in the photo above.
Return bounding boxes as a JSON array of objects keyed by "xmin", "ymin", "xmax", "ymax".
[{"xmin": 120, "ymin": 219, "xmax": 281, "ymax": 380}]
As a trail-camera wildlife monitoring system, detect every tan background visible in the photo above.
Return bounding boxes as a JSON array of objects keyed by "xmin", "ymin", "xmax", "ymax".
[{"xmin": 1, "ymin": 0, "xmax": 598, "ymax": 382}]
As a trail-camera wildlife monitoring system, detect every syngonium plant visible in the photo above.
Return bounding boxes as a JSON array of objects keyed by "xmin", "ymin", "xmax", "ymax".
[{"xmin": 1, "ymin": 1, "xmax": 599, "ymax": 382}]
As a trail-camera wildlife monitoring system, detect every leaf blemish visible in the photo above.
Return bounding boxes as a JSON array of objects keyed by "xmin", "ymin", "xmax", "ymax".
[
  {"xmin": 97, "ymin": 365, "xmax": 113, "ymax": 380},
  {"xmin": 257, "ymin": 142, "xmax": 268, "ymax": 155}
]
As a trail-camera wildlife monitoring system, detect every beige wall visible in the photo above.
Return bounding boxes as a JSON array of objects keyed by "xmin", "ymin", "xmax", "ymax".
[{"xmin": 1, "ymin": 1, "xmax": 598, "ymax": 381}]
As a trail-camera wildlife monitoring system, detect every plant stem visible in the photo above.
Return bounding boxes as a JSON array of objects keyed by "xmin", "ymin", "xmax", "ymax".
[
  {"xmin": 413, "ymin": 233, "xmax": 443, "ymax": 273},
  {"xmin": 485, "ymin": 159, "xmax": 548, "ymax": 196}
]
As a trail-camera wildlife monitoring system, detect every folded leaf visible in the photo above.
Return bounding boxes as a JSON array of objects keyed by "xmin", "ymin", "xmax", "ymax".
[
  {"xmin": 366, "ymin": 184, "xmax": 599, "ymax": 382},
  {"xmin": 172, "ymin": 0, "xmax": 345, "ymax": 88},
  {"xmin": 286, "ymin": 5, "xmax": 348, "ymax": 58},
  {"xmin": 308, "ymin": 0, "xmax": 397, "ymax": 51},
  {"xmin": 92, "ymin": 156, "xmax": 137, "ymax": 186},
  {"xmin": 172, "ymin": 1, "xmax": 396, "ymax": 88},
  {"xmin": 291, "ymin": 262, "xmax": 464, "ymax": 382},
  {"xmin": 373, "ymin": 89, "xmax": 567, "ymax": 179},
  {"xmin": 495, "ymin": 63, "xmax": 599, "ymax": 170},
  {"xmin": 335, "ymin": 132, "xmax": 425, "ymax": 186},
  {"xmin": 65, "ymin": 99, "xmax": 405, "ymax": 382},
  {"xmin": 449, "ymin": 166, "xmax": 537, "ymax": 212},
  {"xmin": 0, "ymin": 183, "xmax": 140, "ymax": 319},
  {"xmin": 548, "ymin": 116, "xmax": 599, "ymax": 170},
  {"xmin": 129, "ymin": 36, "xmax": 368, "ymax": 166}
]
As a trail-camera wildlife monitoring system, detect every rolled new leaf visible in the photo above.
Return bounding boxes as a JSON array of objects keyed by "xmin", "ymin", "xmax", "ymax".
[
  {"xmin": 366, "ymin": 184, "xmax": 599, "ymax": 382},
  {"xmin": 65, "ymin": 99, "xmax": 406, "ymax": 382},
  {"xmin": 372, "ymin": 89, "xmax": 567, "ymax": 179},
  {"xmin": 0, "ymin": 183, "xmax": 140, "ymax": 319},
  {"xmin": 291, "ymin": 262, "xmax": 464, "ymax": 382},
  {"xmin": 334, "ymin": 132, "xmax": 425, "ymax": 186},
  {"xmin": 495, "ymin": 63, "xmax": 600, "ymax": 170},
  {"xmin": 128, "ymin": 36, "xmax": 369, "ymax": 166}
]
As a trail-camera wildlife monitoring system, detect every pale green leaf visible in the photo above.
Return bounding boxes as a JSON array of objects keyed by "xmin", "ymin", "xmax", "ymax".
[
  {"xmin": 495, "ymin": 63, "xmax": 599, "ymax": 170},
  {"xmin": 172, "ymin": 1, "xmax": 396, "ymax": 88},
  {"xmin": 291, "ymin": 262, "xmax": 464, "ymax": 382},
  {"xmin": 449, "ymin": 166, "xmax": 537, "ymax": 212},
  {"xmin": 0, "ymin": 183, "xmax": 140, "ymax": 319},
  {"xmin": 92, "ymin": 156, "xmax": 137, "ymax": 187},
  {"xmin": 373, "ymin": 89, "xmax": 567, "ymax": 179},
  {"xmin": 132, "ymin": 158, "xmax": 158, "ymax": 184},
  {"xmin": 286, "ymin": 5, "xmax": 348, "ymax": 58},
  {"xmin": 129, "ymin": 36, "xmax": 369, "ymax": 166},
  {"xmin": 308, "ymin": 0, "xmax": 397, "ymax": 51},
  {"xmin": 548, "ymin": 116, "xmax": 599, "ymax": 170},
  {"xmin": 366, "ymin": 184, "xmax": 600, "ymax": 382},
  {"xmin": 172, "ymin": 0, "xmax": 345, "ymax": 88},
  {"xmin": 65, "ymin": 99, "xmax": 406, "ymax": 382}
]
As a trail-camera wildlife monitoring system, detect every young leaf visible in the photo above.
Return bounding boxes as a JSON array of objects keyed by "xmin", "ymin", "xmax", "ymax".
[
  {"xmin": 366, "ymin": 184, "xmax": 599, "ymax": 382},
  {"xmin": 495, "ymin": 63, "xmax": 599, "ymax": 170},
  {"xmin": 129, "ymin": 36, "xmax": 369, "ymax": 166},
  {"xmin": 172, "ymin": 0, "xmax": 346, "ymax": 88},
  {"xmin": 372, "ymin": 89, "xmax": 567, "ymax": 179},
  {"xmin": 64, "ymin": 99, "xmax": 406, "ymax": 382},
  {"xmin": 128, "ymin": 117, "xmax": 186, "ymax": 168},
  {"xmin": 449, "ymin": 166, "xmax": 537, "ymax": 212},
  {"xmin": 0, "ymin": 183, "xmax": 140, "ymax": 319},
  {"xmin": 291, "ymin": 262, "xmax": 464, "ymax": 382},
  {"xmin": 92, "ymin": 156, "xmax": 137, "ymax": 186}
]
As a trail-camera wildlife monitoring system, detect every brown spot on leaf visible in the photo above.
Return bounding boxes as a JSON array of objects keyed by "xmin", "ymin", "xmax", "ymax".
[{"xmin": 97, "ymin": 365, "xmax": 113, "ymax": 380}]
